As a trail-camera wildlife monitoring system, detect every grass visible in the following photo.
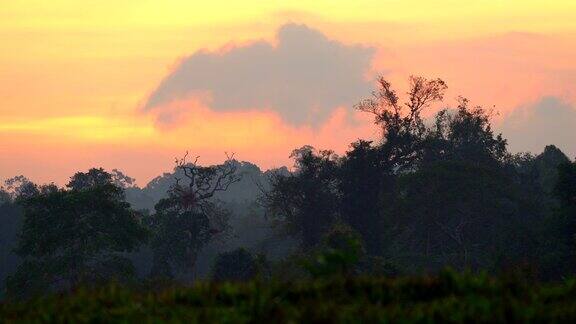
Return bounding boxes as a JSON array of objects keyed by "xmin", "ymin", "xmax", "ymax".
[{"xmin": 2, "ymin": 270, "xmax": 576, "ymax": 323}]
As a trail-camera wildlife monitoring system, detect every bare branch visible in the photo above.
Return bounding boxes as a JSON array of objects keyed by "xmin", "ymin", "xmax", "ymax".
[{"xmin": 170, "ymin": 152, "xmax": 241, "ymax": 211}]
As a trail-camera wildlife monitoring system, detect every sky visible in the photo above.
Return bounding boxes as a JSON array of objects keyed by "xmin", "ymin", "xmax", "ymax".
[{"xmin": 1, "ymin": 0, "xmax": 575, "ymax": 186}]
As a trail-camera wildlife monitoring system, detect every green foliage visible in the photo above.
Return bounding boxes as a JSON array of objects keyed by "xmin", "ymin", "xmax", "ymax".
[
  {"xmin": 5, "ymin": 272, "xmax": 576, "ymax": 322},
  {"xmin": 263, "ymin": 77, "xmax": 532, "ymax": 272},
  {"xmin": 555, "ymin": 161, "xmax": 576, "ymax": 208},
  {"xmin": 535, "ymin": 160, "xmax": 576, "ymax": 279},
  {"xmin": 262, "ymin": 146, "xmax": 340, "ymax": 248},
  {"xmin": 393, "ymin": 160, "xmax": 529, "ymax": 272},
  {"xmin": 6, "ymin": 168, "xmax": 148, "ymax": 298},
  {"xmin": 424, "ymin": 98, "xmax": 508, "ymax": 166},
  {"xmin": 339, "ymin": 140, "xmax": 388, "ymax": 255},
  {"xmin": 148, "ymin": 197, "xmax": 215, "ymax": 278},
  {"xmin": 0, "ymin": 198, "xmax": 21, "ymax": 299},
  {"xmin": 302, "ymin": 224, "xmax": 365, "ymax": 278}
]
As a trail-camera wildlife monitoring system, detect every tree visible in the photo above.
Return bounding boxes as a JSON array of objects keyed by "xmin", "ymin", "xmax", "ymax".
[
  {"xmin": 355, "ymin": 75, "xmax": 447, "ymax": 172},
  {"xmin": 6, "ymin": 168, "xmax": 148, "ymax": 297},
  {"xmin": 0, "ymin": 189, "xmax": 22, "ymax": 298},
  {"xmin": 338, "ymin": 140, "xmax": 388, "ymax": 255},
  {"xmin": 423, "ymin": 98, "xmax": 508, "ymax": 168},
  {"xmin": 148, "ymin": 153, "xmax": 240, "ymax": 280},
  {"xmin": 3, "ymin": 175, "xmax": 39, "ymax": 200},
  {"xmin": 336, "ymin": 76, "xmax": 448, "ymax": 256},
  {"xmin": 67, "ymin": 168, "xmax": 115, "ymax": 190},
  {"xmin": 555, "ymin": 161, "xmax": 576, "ymax": 208},
  {"xmin": 264, "ymin": 76, "xmax": 447, "ymax": 253},
  {"xmin": 393, "ymin": 160, "xmax": 532, "ymax": 272},
  {"xmin": 516, "ymin": 146, "xmax": 570, "ymax": 201},
  {"xmin": 110, "ymin": 169, "xmax": 137, "ymax": 189},
  {"xmin": 549, "ymin": 160, "xmax": 576, "ymax": 274},
  {"xmin": 262, "ymin": 146, "xmax": 340, "ymax": 248},
  {"xmin": 388, "ymin": 101, "xmax": 541, "ymax": 273},
  {"xmin": 509, "ymin": 145, "xmax": 570, "ymax": 226},
  {"xmin": 302, "ymin": 223, "xmax": 365, "ymax": 278}
]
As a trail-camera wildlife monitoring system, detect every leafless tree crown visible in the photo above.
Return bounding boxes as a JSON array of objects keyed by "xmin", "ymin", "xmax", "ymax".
[{"xmin": 170, "ymin": 152, "xmax": 241, "ymax": 211}]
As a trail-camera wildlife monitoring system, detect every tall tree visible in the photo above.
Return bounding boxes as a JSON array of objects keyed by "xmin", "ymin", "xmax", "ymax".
[
  {"xmin": 148, "ymin": 153, "xmax": 240, "ymax": 280},
  {"xmin": 6, "ymin": 169, "xmax": 147, "ymax": 297},
  {"xmin": 355, "ymin": 75, "xmax": 447, "ymax": 172},
  {"xmin": 335, "ymin": 76, "xmax": 448, "ymax": 255},
  {"xmin": 390, "ymin": 102, "xmax": 541, "ymax": 273},
  {"xmin": 264, "ymin": 76, "xmax": 447, "ymax": 253},
  {"xmin": 393, "ymin": 160, "xmax": 530, "ymax": 272},
  {"xmin": 422, "ymin": 97, "xmax": 508, "ymax": 167},
  {"xmin": 338, "ymin": 140, "xmax": 387, "ymax": 255},
  {"xmin": 262, "ymin": 146, "xmax": 340, "ymax": 248}
]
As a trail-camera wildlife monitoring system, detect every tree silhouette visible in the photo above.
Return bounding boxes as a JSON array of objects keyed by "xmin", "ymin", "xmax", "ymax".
[
  {"xmin": 262, "ymin": 146, "xmax": 340, "ymax": 248},
  {"xmin": 6, "ymin": 168, "xmax": 147, "ymax": 297},
  {"xmin": 148, "ymin": 153, "xmax": 241, "ymax": 280},
  {"xmin": 355, "ymin": 75, "xmax": 447, "ymax": 172}
]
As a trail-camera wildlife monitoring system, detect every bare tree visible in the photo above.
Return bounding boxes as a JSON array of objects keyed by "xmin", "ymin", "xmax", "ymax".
[
  {"xmin": 171, "ymin": 152, "xmax": 241, "ymax": 214},
  {"xmin": 149, "ymin": 153, "xmax": 241, "ymax": 280}
]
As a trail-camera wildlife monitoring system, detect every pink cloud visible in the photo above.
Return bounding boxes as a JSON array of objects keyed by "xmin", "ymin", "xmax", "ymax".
[{"xmin": 372, "ymin": 32, "xmax": 576, "ymax": 119}]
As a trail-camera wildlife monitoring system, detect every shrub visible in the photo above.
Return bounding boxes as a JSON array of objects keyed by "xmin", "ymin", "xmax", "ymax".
[
  {"xmin": 3, "ymin": 272, "xmax": 576, "ymax": 322},
  {"xmin": 302, "ymin": 223, "xmax": 365, "ymax": 278}
]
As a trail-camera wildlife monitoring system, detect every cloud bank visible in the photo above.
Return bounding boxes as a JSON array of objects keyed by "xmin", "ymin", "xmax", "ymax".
[
  {"xmin": 501, "ymin": 96, "xmax": 576, "ymax": 159},
  {"xmin": 143, "ymin": 24, "xmax": 376, "ymax": 127}
]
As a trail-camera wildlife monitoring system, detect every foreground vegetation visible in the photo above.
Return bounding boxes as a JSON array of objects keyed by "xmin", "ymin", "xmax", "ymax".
[{"xmin": 3, "ymin": 271, "xmax": 576, "ymax": 323}]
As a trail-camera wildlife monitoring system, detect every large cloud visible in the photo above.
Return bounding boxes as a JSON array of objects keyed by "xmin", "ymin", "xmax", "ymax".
[
  {"xmin": 143, "ymin": 24, "xmax": 375, "ymax": 127},
  {"xmin": 500, "ymin": 96, "xmax": 576, "ymax": 159}
]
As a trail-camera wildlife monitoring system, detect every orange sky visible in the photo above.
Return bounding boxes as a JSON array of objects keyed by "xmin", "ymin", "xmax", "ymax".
[{"xmin": 1, "ymin": 1, "xmax": 575, "ymax": 186}]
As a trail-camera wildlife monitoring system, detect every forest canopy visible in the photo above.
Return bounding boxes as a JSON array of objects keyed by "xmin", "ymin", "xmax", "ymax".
[{"xmin": 0, "ymin": 76, "xmax": 575, "ymax": 300}]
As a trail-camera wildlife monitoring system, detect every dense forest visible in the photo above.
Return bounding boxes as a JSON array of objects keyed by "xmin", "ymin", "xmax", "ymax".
[{"xmin": 1, "ymin": 76, "xmax": 575, "ymax": 305}]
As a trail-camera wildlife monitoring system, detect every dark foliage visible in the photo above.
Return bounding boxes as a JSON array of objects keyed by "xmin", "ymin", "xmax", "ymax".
[
  {"xmin": 147, "ymin": 154, "xmax": 240, "ymax": 279},
  {"xmin": 263, "ymin": 75, "xmax": 575, "ymax": 280},
  {"xmin": 5, "ymin": 169, "xmax": 148, "ymax": 298},
  {"xmin": 5, "ymin": 272, "xmax": 576, "ymax": 322},
  {"xmin": 261, "ymin": 146, "xmax": 340, "ymax": 248}
]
